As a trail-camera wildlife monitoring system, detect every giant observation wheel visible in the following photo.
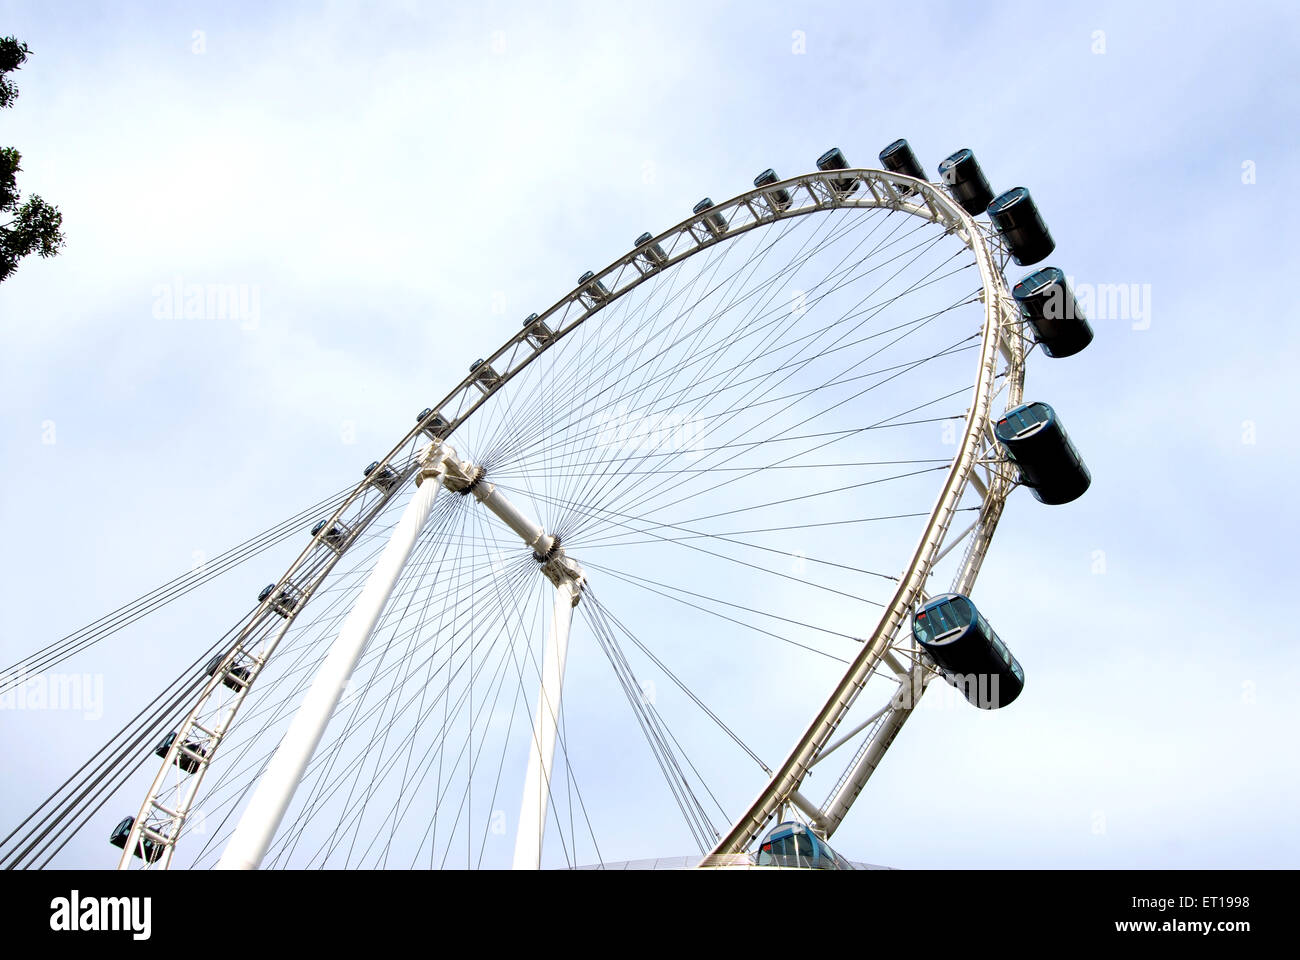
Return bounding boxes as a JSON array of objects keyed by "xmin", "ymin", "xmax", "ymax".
[{"xmin": 1, "ymin": 141, "xmax": 1094, "ymax": 870}]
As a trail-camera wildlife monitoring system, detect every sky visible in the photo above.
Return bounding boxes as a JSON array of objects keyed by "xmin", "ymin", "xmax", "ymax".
[{"xmin": 1, "ymin": 0, "xmax": 1298, "ymax": 870}]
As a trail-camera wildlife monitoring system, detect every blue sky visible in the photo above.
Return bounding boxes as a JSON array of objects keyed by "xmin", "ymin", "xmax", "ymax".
[{"xmin": 1, "ymin": 0, "xmax": 1298, "ymax": 869}]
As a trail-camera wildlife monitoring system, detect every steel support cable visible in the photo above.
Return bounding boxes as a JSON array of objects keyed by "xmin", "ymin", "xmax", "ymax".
[
  {"xmin": 580, "ymin": 599, "xmax": 716, "ymax": 851},
  {"xmin": 588, "ymin": 563, "xmax": 848, "ymax": 666},
  {"xmin": 79, "ymin": 496, "xmax": 451, "ymax": 869},
  {"xmin": 548, "ymin": 232, "xmax": 967, "ymax": 512},
  {"xmin": 15, "ymin": 662, "xmax": 220, "ymax": 868},
  {"xmin": 559, "ymin": 251, "xmax": 971, "ymax": 547},
  {"xmin": 474, "ymin": 202, "xmax": 840, "ymax": 471},
  {"xmin": 479, "ymin": 319, "xmax": 971, "ymax": 516},
  {"xmin": 422, "ymin": 510, "xmax": 576, "ymax": 868},
  {"xmin": 318, "ymin": 560, "xmax": 538, "ymax": 869},
  {"xmin": 581, "ymin": 559, "xmax": 861, "ymax": 643},
  {"xmin": 491, "ymin": 419, "xmax": 957, "ymax": 468},
  {"xmin": 477, "ymin": 206, "xmax": 891, "ymax": 479},
  {"xmin": 555, "ymin": 309, "xmax": 966, "ymax": 561},
  {"xmin": 114, "ymin": 494, "xmax": 462, "ymax": 868},
  {"xmin": 495, "ymin": 336, "xmax": 976, "ymax": 552},
  {"xmin": 4, "ymin": 529, "xmax": 397, "ymax": 869},
  {"xmin": 548, "ymin": 208, "xmax": 764, "ymax": 535},
  {"xmin": 317, "ymin": 508, "xmax": 476, "ymax": 868},
  {"xmin": 257, "ymin": 547, "xmax": 540, "ymax": 868},
  {"xmin": 337, "ymin": 507, "xmax": 516, "ymax": 869},
  {"xmin": 0, "ymin": 624, "xmax": 248, "ymax": 868},
  {"xmin": 548, "ymin": 205, "xmax": 843, "ymax": 533},
  {"xmin": 491, "ymin": 456, "xmax": 953, "ymax": 480},
  {"xmin": 254, "ymin": 523, "xmax": 462, "ymax": 867},
  {"xmin": 207, "ymin": 503, "xmax": 467, "ymax": 736},
  {"xmin": 579, "ymin": 602, "xmax": 709, "ymax": 849},
  {"xmin": 489, "ymin": 458, "xmax": 951, "ymax": 593},
  {"xmin": 575, "ymin": 506, "xmax": 978, "ymax": 553},
  {"xmin": 552, "ymin": 214, "xmax": 945, "ymax": 528},
  {"xmin": 481, "ymin": 304, "xmax": 976, "ymax": 480},
  {"xmin": 584, "ymin": 591, "xmax": 770, "ymax": 776},
  {"xmin": 482, "ymin": 211, "xmax": 935, "ymax": 494},
  {"xmin": 198, "ymin": 554, "xmax": 535, "ymax": 868},
  {"xmin": 480, "ymin": 205, "xmax": 919, "ymax": 473},
  {"xmin": 441, "ymin": 509, "xmax": 605, "ymax": 869},
  {"xmin": 4, "ymin": 454, "xmax": 422, "ymax": 692},
  {"xmin": 373, "ymin": 504, "xmax": 489, "ymax": 869},
  {"xmin": 0, "ymin": 482, "xmax": 361, "ymax": 690},
  {"xmin": 474, "ymin": 199, "xmax": 781, "ymax": 471},
  {"xmin": 145, "ymin": 506, "xmax": 435, "ymax": 826},
  {"xmin": 371, "ymin": 556, "xmax": 532, "ymax": 869},
  {"xmin": 562, "ymin": 361, "xmax": 975, "ymax": 553},
  {"xmin": 475, "ymin": 610, "xmax": 530, "ymax": 869},
  {"xmin": 527, "ymin": 210, "xmax": 919, "ymax": 533},
  {"xmin": 175, "ymin": 532, "xmax": 452, "ymax": 829},
  {"xmin": 208, "ymin": 509, "xmax": 496, "ymax": 868}
]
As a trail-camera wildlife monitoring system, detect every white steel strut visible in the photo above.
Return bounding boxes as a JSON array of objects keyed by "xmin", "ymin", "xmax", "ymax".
[
  {"xmin": 437, "ymin": 444, "xmax": 587, "ymax": 869},
  {"xmin": 513, "ymin": 576, "xmax": 581, "ymax": 869},
  {"xmin": 217, "ymin": 449, "xmax": 448, "ymax": 870}
]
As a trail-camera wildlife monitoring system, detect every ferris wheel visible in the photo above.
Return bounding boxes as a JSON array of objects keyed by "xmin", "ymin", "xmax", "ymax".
[{"xmin": 0, "ymin": 139, "xmax": 1094, "ymax": 871}]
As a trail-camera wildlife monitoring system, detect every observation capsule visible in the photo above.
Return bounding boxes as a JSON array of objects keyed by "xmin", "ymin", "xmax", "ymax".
[
  {"xmin": 521, "ymin": 312, "xmax": 554, "ymax": 345},
  {"xmin": 936, "ymin": 148, "xmax": 994, "ymax": 216},
  {"xmin": 364, "ymin": 460, "xmax": 400, "ymax": 492},
  {"xmin": 469, "ymin": 358, "xmax": 502, "ymax": 392},
  {"xmin": 756, "ymin": 821, "xmax": 853, "ymax": 870},
  {"xmin": 204, "ymin": 653, "xmax": 252, "ymax": 691},
  {"xmin": 635, "ymin": 232, "xmax": 668, "ymax": 267},
  {"xmin": 416, "ymin": 407, "xmax": 450, "ymax": 440},
  {"xmin": 879, "ymin": 139, "xmax": 926, "ymax": 192},
  {"xmin": 578, "ymin": 270, "xmax": 611, "ymax": 304},
  {"xmin": 995, "ymin": 401, "xmax": 1091, "ymax": 505},
  {"xmin": 109, "ymin": 817, "xmax": 163, "ymax": 862},
  {"xmin": 257, "ymin": 583, "xmax": 298, "ymax": 618},
  {"xmin": 311, "ymin": 518, "xmax": 348, "ymax": 549},
  {"xmin": 912, "ymin": 593, "xmax": 1024, "ymax": 709},
  {"xmin": 987, "ymin": 187, "xmax": 1055, "ymax": 265},
  {"xmin": 816, "ymin": 147, "xmax": 858, "ymax": 195},
  {"xmin": 154, "ymin": 731, "xmax": 206, "ymax": 774},
  {"xmin": 753, "ymin": 169, "xmax": 793, "ymax": 212},
  {"xmin": 693, "ymin": 198, "xmax": 728, "ymax": 236},
  {"xmin": 1012, "ymin": 267, "xmax": 1093, "ymax": 358}
]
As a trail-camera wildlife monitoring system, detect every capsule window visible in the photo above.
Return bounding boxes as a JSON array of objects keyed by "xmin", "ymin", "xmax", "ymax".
[{"xmin": 987, "ymin": 626, "xmax": 1011, "ymax": 666}]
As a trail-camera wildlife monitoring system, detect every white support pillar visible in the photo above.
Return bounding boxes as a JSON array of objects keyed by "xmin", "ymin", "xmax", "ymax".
[
  {"xmin": 217, "ymin": 465, "xmax": 443, "ymax": 870},
  {"xmin": 413, "ymin": 441, "xmax": 587, "ymax": 870},
  {"xmin": 512, "ymin": 577, "xmax": 579, "ymax": 870}
]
